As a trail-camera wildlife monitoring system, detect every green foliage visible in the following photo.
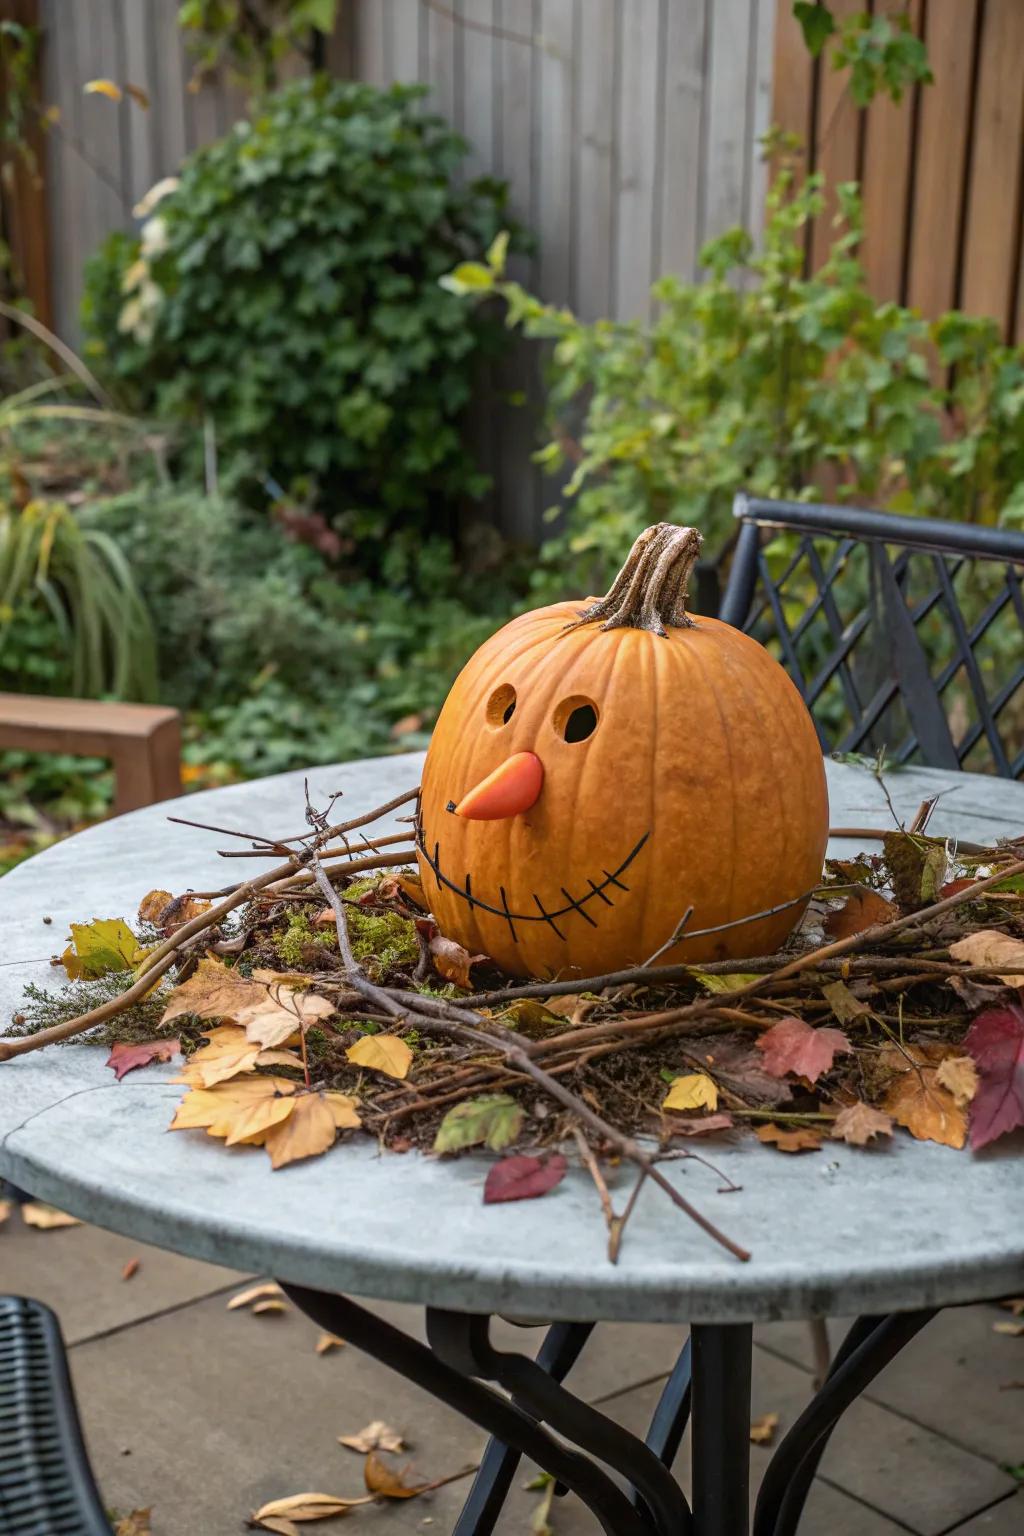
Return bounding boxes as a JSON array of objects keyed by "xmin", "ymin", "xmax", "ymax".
[
  {"xmin": 82, "ymin": 77, "xmax": 517, "ymax": 543},
  {"xmin": 793, "ymin": 4, "xmax": 932, "ymax": 104},
  {"xmin": 0, "ymin": 19, "xmax": 40, "ymax": 165},
  {"xmin": 433, "ymin": 1093, "xmax": 524, "ymax": 1154},
  {"xmin": 446, "ymin": 168, "xmax": 1024, "ymax": 598},
  {"xmin": 178, "ymin": 0, "xmax": 338, "ymax": 96}
]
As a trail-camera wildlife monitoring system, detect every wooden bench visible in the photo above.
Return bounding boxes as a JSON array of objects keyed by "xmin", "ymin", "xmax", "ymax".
[{"xmin": 0, "ymin": 693, "xmax": 181, "ymax": 815}]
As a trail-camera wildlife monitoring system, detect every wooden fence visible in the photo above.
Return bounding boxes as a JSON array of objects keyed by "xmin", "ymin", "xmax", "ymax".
[{"xmin": 773, "ymin": 0, "xmax": 1024, "ymax": 342}]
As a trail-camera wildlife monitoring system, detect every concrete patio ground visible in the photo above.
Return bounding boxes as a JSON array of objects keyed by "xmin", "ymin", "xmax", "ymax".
[{"xmin": 2, "ymin": 1211, "xmax": 1021, "ymax": 1536}]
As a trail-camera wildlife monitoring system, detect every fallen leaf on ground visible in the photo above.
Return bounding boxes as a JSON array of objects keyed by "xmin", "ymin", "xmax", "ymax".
[
  {"xmin": 700, "ymin": 1036, "xmax": 792, "ymax": 1106},
  {"xmin": 316, "ymin": 1333, "xmax": 345, "ymax": 1355},
  {"xmin": 756, "ymin": 1124, "xmax": 823, "ymax": 1154},
  {"xmin": 434, "ymin": 1094, "xmax": 523, "ymax": 1153},
  {"xmin": 122, "ymin": 1257, "xmax": 140, "ymax": 1281},
  {"xmin": 227, "ymin": 1282, "xmax": 282, "ymax": 1310},
  {"xmin": 138, "ymin": 890, "xmax": 210, "ymax": 932},
  {"xmin": 175, "ymin": 1024, "xmax": 300, "ymax": 1088},
  {"xmin": 346, "ymin": 1034, "xmax": 413, "ymax": 1080},
  {"xmin": 664, "ymin": 1112, "xmax": 735, "ymax": 1137},
  {"xmin": 823, "ymin": 886, "xmax": 896, "ymax": 938},
  {"xmin": 749, "ymin": 1412, "xmax": 779, "ymax": 1445},
  {"xmin": 253, "ymin": 1518, "xmax": 299, "ymax": 1536},
  {"xmin": 0, "ymin": 1198, "xmax": 12, "ymax": 1227},
  {"xmin": 252, "ymin": 1298, "xmax": 289, "ymax": 1315},
  {"xmin": 882, "ymin": 1049, "xmax": 966, "ymax": 1149},
  {"xmin": 264, "ymin": 1092, "xmax": 341, "ymax": 1169},
  {"xmin": 106, "ymin": 1038, "xmax": 180, "ymax": 1081},
  {"xmin": 252, "ymin": 1492, "xmax": 372, "ymax": 1524},
  {"xmin": 323, "ymin": 1093, "xmax": 361, "ymax": 1129},
  {"xmin": 935, "ymin": 1055, "xmax": 979, "ymax": 1108},
  {"xmin": 160, "ymin": 957, "xmax": 334, "ymax": 1049},
  {"xmin": 821, "ymin": 979, "xmax": 871, "ymax": 1024},
  {"xmin": 22, "ymin": 1202, "xmax": 81, "ymax": 1229},
  {"xmin": 950, "ymin": 930, "xmax": 1024, "ymax": 986},
  {"xmin": 113, "ymin": 1510, "xmax": 151, "ymax": 1536},
  {"xmin": 993, "ymin": 1321, "xmax": 1024, "ymax": 1337},
  {"xmin": 662, "ymin": 1072, "xmax": 719, "ymax": 1112},
  {"xmin": 170, "ymin": 1074, "xmax": 297, "ymax": 1136},
  {"xmin": 963, "ymin": 1003, "xmax": 1024, "ymax": 1149},
  {"xmin": 61, "ymin": 917, "xmax": 146, "ymax": 979},
  {"xmin": 691, "ymin": 970, "xmax": 761, "ymax": 994},
  {"xmin": 832, "ymin": 1102, "xmax": 894, "ymax": 1146},
  {"xmin": 483, "ymin": 1153, "xmax": 567, "ymax": 1204},
  {"xmin": 364, "ymin": 1451, "xmax": 429, "ymax": 1499},
  {"xmin": 430, "ymin": 935, "xmax": 487, "ymax": 990},
  {"xmin": 172, "ymin": 1075, "xmax": 357, "ymax": 1167},
  {"xmin": 756, "ymin": 1017, "xmax": 852, "ymax": 1084},
  {"xmin": 338, "ymin": 1421, "xmax": 406, "ymax": 1454}
]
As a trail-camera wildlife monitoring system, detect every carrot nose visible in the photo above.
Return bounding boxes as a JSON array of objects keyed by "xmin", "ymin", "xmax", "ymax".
[{"xmin": 454, "ymin": 751, "xmax": 544, "ymax": 820}]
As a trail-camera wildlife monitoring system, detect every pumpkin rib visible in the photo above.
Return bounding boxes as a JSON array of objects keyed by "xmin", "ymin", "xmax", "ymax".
[{"xmin": 679, "ymin": 623, "xmax": 740, "ymax": 948}]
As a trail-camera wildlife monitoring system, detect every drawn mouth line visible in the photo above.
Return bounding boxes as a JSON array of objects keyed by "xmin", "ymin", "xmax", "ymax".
[{"xmin": 416, "ymin": 824, "xmax": 650, "ymax": 945}]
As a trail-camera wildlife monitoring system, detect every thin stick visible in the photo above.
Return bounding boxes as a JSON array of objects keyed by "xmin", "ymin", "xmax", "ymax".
[
  {"xmin": 572, "ymin": 1126, "xmax": 618, "ymax": 1242},
  {"xmin": 0, "ymin": 952, "xmax": 179, "ymax": 1061}
]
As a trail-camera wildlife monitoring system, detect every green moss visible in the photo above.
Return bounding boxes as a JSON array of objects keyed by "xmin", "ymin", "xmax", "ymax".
[
  {"xmin": 275, "ymin": 910, "xmax": 337, "ymax": 967},
  {"xmin": 342, "ymin": 880, "xmax": 419, "ymax": 979}
]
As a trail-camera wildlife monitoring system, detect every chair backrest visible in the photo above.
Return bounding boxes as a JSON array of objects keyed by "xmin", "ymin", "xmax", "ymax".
[{"xmin": 719, "ymin": 494, "xmax": 1024, "ymax": 779}]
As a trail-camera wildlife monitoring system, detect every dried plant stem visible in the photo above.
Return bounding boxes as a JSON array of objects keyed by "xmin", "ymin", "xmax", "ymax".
[{"xmin": 0, "ymin": 952, "xmax": 180, "ymax": 1062}]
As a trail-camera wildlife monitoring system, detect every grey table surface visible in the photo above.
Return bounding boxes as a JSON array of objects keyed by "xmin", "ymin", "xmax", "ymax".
[{"xmin": 0, "ymin": 753, "xmax": 1022, "ymax": 1324}]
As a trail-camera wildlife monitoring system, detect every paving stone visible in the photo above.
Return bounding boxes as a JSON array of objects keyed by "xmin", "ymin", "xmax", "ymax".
[
  {"xmin": 0, "ymin": 1211, "xmax": 243, "ymax": 1344},
  {"xmin": 758, "ymin": 1308, "xmax": 1024, "ymax": 1467},
  {"xmin": 950, "ymin": 1492, "xmax": 1024, "ymax": 1533}
]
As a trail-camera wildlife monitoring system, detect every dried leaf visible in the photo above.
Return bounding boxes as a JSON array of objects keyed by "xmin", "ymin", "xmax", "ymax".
[
  {"xmin": 323, "ymin": 1092, "xmax": 361, "ymax": 1129},
  {"xmin": 175, "ymin": 1024, "xmax": 301, "ymax": 1089},
  {"xmin": 61, "ymin": 917, "xmax": 146, "ymax": 979},
  {"xmin": 430, "ymin": 935, "xmax": 486, "ymax": 989},
  {"xmin": 749, "ymin": 1412, "xmax": 779, "ymax": 1445},
  {"xmin": 992, "ymin": 1321, "xmax": 1024, "ymax": 1337},
  {"xmin": 434, "ymin": 1094, "xmax": 523, "ymax": 1153},
  {"xmin": 161, "ymin": 958, "xmax": 334, "ymax": 1049},
  {"xmin": 699, "ymin": 1037, "xmax": 792, "ymax": 1106},
  {"xmin": 950, "ymin": 930, "xmax": 1024, "ymax": 987},
  {"xmin": 832, "ymin": 1102, "xmax": 894, "ymax": 1146},
  {"xmin": 935, "ymin": 1055, "xmax": 979, "ymax": 1108},
  {"xmin": 316, "ymin": 1333, "xmax": 345, "ymax": 1354},
  {"xmin": 123, "ymin": 82, "xmax": 150, "ymax": 109},
  {"xmin": 137, "ymin": 889, "xmax": 172, "ymax": 925},
  {"xmin": 756, "ymin": 1017, "xmax": 852, "ymax": 1084},
  {"xmin": 113, "ymin": 1511, "xmax": 151, "ymax": 1536},
  {"xmin": 253, "ymin": 1492, "xmax": 371, "ymax": 1523},
  {"xmin": 21, "ymin": 1203, "xmax": 81, "ymax": 1229},
  {"xmin": 121, "ymin": 1257, "xmax": 140, "ymax": 1281},
  {"xmin": 345, "ymin": 1034, "xmax": 413, "ymax": 1080},
  {"xmin": 823, "ymin": 886, "xmax": 896, "ymax": 938},
  {"xmin": 252, "ymin": 1298, "xmax": 288, "ymax": 1315},
  {"xmin": 170, "ymin": 1075, "xmax": 297, "ymax": 1138},
  {"xmin": 0, "ymin": 1198, "xmax": 11, "ymax": 1227},
  {"xmin": 338, "ymin": 1420, "xmax": 406, "ymax": 1454},
  {"xmin": 364, "ymin": 1452, "xmax": 429, "ymax": 1499},
  {"xmin": 227, "ymin": 1283, "xmax": 283, "ymax": 1310},
  {"xmin": 821, "ymin": 979, "xmax": 870, "ymax": 1024},
  {"xmin": 662, "ymin": 1072, "xmax": 719, "ymax": 1112},
  {"xmin": 253, "ymin": 1518, "xmax": 300, "ymax": 1536},
  {"xmin": 882, "ymin": 1051, "xmax": 966, "ymax": 1149},
  {"xmin": 483, "ymin": 1153, "xmax": 567, "ymax": 1204},
  {"xmin": 664, "ymin": 1112, "xmax": 735, "ymax": 1137},
  {"xmin": 756, "ymin": 1124, "xmax": 823, "ymax": 1154},
  {"xmin": 963, "ymin": 1003, "xmax": 1024, "ymax": 1149},
  {"xmin": 106, "ymin": 1038, "xmax": 180, "ymax": 1080},
  {"xmin": 223, "ymin": 1093, "xmax": 297, "ymax": 1147},
  {"xmin": 84, "ymin": 78, "xmax": 122, "ymax": 101},
  {"xmin": 264, "ymin": 1092, "xmax": 338, "ymax": 1169},
  {"xmin": 691, "ymin": 970, "xmax": 761, "ymax": 994}
]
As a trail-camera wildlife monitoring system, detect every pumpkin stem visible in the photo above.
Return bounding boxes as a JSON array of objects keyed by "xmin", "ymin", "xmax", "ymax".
[{"xmin": 567, "ymin": 523, "xmax": 704, "ymax": 636}]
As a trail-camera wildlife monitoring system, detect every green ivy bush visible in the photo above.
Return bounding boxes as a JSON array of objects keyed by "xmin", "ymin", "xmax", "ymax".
[
  {"xmin": 82, "ymin": 77, "xmax": 517, "ymax": 545},
  {"xmin": 445, "ymin": 161, "xmax": 1024, "ymax": 599}
]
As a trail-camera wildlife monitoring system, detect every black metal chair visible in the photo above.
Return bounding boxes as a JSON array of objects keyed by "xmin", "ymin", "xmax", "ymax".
[
  {"xmin": 719, "ymin": 493, "xmax": 1024, "ymax": 779},
  {"xmin": 0, "ymin": 1296, "xmax": 110, "ymax": 1535}
]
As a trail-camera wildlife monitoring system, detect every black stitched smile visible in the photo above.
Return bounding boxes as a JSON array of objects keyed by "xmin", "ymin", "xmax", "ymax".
[{"xmin": 417, "ymin": 823, "xmax": 650, "ymax": 944}]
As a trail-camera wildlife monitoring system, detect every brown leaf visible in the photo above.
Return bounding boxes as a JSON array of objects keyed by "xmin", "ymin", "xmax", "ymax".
[
  {"xmin": 160, "ymin": 957, "xmax": 333, "ymax": 1049},
  {"xmin": 882, "ymin": 1050, "xmax": 966, "ymax": 1149},
  {"xmin": 949, "ymin": 929, "xmax": 1024, "ymax": 986},
  {"xmin": 364, "ymin": 1451, "xmax": 429, "ymax": 1500},
  {"xmin": 113, "ymin": 1510, "xmax": 151, "ymax": 1536},
  {"xmin": 992, "ymin": 1321, "xmax": 1024, "ymax": 1337},
  {"xmin": 430, "ymin": 935, "xmax": 486, "ymax": 990},
  {"xmin": 345, "ymin": 1034, "xmax": 413, "ymax": 1080},
  {"xmin": 137, "ymin": 889, "xmax": 173, "ymax": 925},
  {"xmin": 316, "ymin": 1333, "xmax": 345, "ymax": 1355},
  {"xmin": 664, "ymin": 1112, "xmax": 735, "ymax": 1137},
  {"xmin": 263, "ymin": 1092, "xmax": 338, "ymax": 1169},
  {"xmin": 121, "ymin": 1257, "xmax": 140, "ymax": 1281},
  {"xmin": 138, "ymin": 889, "xmax": 210, "ymax": 933},
  {"xmin": 21, "ymin": 1202, "xmax": 81, "ymax": 1229},
  {"xmin": 338, "ymin": 1421, "xmax": 406, "ymax": 1454},
  {"xmin": 1000, "ymin": 1298, "xmax": 1024, "ymax": 1316},
  {"xmin": 756, "ymin": 1017, "xmax": 852, "ymax": 1084},
  {"xmin": 253, "ymin": 1518, "xmax": 300, "ymax": 1536},
  {"xmin": 821, "ymin": 979, "xmax": 871, "ymax": 1024},
  {"xmin": 252, "ymin": 1492, "xmax": 372, "ymax": 1523},
  {"xmin": 252, "ymin": 1299, "xmax": 289, "ymax": 1315},
  {"xmin": 175, "ymin": 1024, "xmax": 301, "ymax": 1088},
  {"xmin": 756, "ymin": 1124, "xmax": 823, "ymax": 1154},
  {"xmin": 831, "ymin": 1102, "xmax": 894, "ymax": 1146},
  {"xmin": 935, "ymin": 1054, "xmax": 979, "ymax": 1108},
  {"xmin": 106, "ymin": 1038, "xmax": 180, "ymax": 1081},
  {"xmin": 227, "ymin": 1283, "xmax": 283, "ymax": 1310},
  {"xmin": 823, "ymin": 886, "xmax": 896, "ymax": 938},
  {"xmin": 749, "ymin": 1412, "xmax": 779, "ymax": 1446}
]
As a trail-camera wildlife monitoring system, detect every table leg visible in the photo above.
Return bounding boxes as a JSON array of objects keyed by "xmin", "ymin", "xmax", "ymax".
[{"xmin": 691, "ymin": 1324, "xmax": 753, "ymax": 1536}]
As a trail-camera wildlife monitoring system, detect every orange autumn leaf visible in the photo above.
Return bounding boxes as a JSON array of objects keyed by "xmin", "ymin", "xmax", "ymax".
[
  {"xmin": 882, "ymin": 1049, "xmax": 966, "ymax": 1149},
  {"xmin": 831, "ymin": 1101, "xmax": 894, "ymax": 1146},
  {"xmin": 823, "ymin": 886, "xmax": 896, "ymax": 939},
  {"xmin": 756, "ymin": 1123, "xmax": 824, "ymax": 1154},
  {"xmin": 160, "ymin": 957, "xmax": 334, "ymax": 1049},
  {"xmin": 263, "ymin": 1091, "xmax": 340, "ymax": 1170}
]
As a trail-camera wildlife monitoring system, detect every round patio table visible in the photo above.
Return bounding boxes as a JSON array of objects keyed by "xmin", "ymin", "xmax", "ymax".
[{"xmin": 1, "ymin": 752, "xmax": 1022, "ymax": 1536}]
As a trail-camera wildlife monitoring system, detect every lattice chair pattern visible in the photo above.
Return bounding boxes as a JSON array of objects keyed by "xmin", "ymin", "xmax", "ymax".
[{"xmin": 719, "ymin": 495, "xmax": 1024, "ymax": 779}]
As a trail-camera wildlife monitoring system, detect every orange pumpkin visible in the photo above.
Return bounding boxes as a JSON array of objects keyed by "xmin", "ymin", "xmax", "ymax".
[{"xmin": 417, "ymin": 523, "xmax": 829, "ymax": 979}]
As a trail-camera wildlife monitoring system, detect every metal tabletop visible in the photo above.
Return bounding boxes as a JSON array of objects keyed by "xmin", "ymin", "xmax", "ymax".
[{"xmin": 1, "ymin": 753, "xmax": 1021, "ymax": 1324}]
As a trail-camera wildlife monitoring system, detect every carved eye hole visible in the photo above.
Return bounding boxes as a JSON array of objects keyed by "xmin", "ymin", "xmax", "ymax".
[
  {"xmin": 486, "ymin": 683, "xmax": 517, "ymax": 727},
  {"xmin": 554, "ymin": 696, "xmax": 599, "ymax": 743}
]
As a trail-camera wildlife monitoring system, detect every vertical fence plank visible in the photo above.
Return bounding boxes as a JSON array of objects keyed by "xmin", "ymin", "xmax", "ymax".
[
  {"xmin": 120, "ymin": 0, "xmax": 156, "ymax": 207},
  {"xmin": 744, "ymin": 0, "xmax": 777, "ymax": 243},
  {"xmin": 461, "ymin": 0, "xmax": 495, "ymax": 178},
  {"xmin": 958, "ymin": 0, "xmax": 1024, "ymax": 329},
  {"xmin": 657, "ymin": 0, "xmax": 705, "ymax": 283},
  {"xmin": 808, "ymin": 0, "xmax": 860, "ymax": 272},
  {"xmin": 905, "ymin": 0, "xmax": 979, "ymax": 319},
  {"xmin": 859, "ymin": 0, "xmax": 922, "ymax": 304},
  {"xmin": 425, "ymin": 0, "xmax": 457, "ymax": 119},
  {"xmin": 353, "ymin": 0, "xmax": 388, "ymax": 87},
  {"xmin": 388, "ymin": 0, "xmax": 422, "ymax": 84},
  {"xmin": 701, "ymin": 0, "xmax": 753, "ymax": 249},
  {"xmin": 769, "ymin": 0, "xmax": 814, "ymax": 150},
  {"xmin": 575, "ymin": 0, "xmax": 615, "ymax": 315},
  {"xmin": 613, "ymin": 0, "xmax": 660, "ymax": 316},
  {"xmin": 536, "ymin": 0, "xmax": 574, "ymax": 304}
]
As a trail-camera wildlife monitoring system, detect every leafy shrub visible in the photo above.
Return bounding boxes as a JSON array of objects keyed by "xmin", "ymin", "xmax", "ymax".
[
  {"xmin": 82, "ymin": 77, "xmax": 517, "ymax": 546},
  {"xmin": 445, "ymin": 163, "xmax": 1024, "ymax": 599}
]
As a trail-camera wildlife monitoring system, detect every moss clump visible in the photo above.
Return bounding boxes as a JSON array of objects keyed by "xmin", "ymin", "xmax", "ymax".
[
  {"xmin": 343, "ymin": 880, "xmax": 419, "ymax": 979},
  {"xmin": 275, "ymin": 910, "xmax": 337, "ymax": 967}
]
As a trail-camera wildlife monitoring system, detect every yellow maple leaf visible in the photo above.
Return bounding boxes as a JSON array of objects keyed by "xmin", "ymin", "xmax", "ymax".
[
  {"xmin": 171, "ymin": 1079, "xmax": 356, "ymax": 1167},
  {"xmin": 61, "ymin": 917, "xmax": 147, "ymax": 980},
  {"xmin": 174, "ymin": 1024, "xmax": 301, "ymax": 1088},
  {"xmin": 264, "ymin": 1092, "xmax": 339, "ymax": 1169},
  {"xmin": 662, "ymin": 1072, "xmax": 719, "ymax": 1113},
  {"xmin": 160, "ymin": 957, "xmax": 334, "ymax": 1048},
  {"xmin": 323, "ymin": 1091, "xmax": 362, "ymax": 1129},
  {"xmin": 346, "ymin": 1033, "xmax": 413, "ymax": 1080},
  {"xmin": 224, "ymin": 1094, "xmax": 297, "ymax": 1147},
  {"xmin": 169, "ymin": 1075, "xmax": 297, "ymax": 1137}
]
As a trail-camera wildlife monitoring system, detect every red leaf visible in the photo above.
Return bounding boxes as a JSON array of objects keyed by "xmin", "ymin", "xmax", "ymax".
[
  {"xmin": 756, "ymin": 1016, "xmax": 852, "ymax": 1084},
  {"xmin": 483, "ymin": 1153, "xmax": 568, "ymax": 1205},
  {"xmin": 940, "ymin": 877, "xmax": 977, "ymax": 900},
  {"xmin": 106, "ymin": 1038, "xmax": 180, "ymax": 1081},
  {"xmin": 963, "ymin": 1003, "xmax": 1024, "ymax": 1150}
]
